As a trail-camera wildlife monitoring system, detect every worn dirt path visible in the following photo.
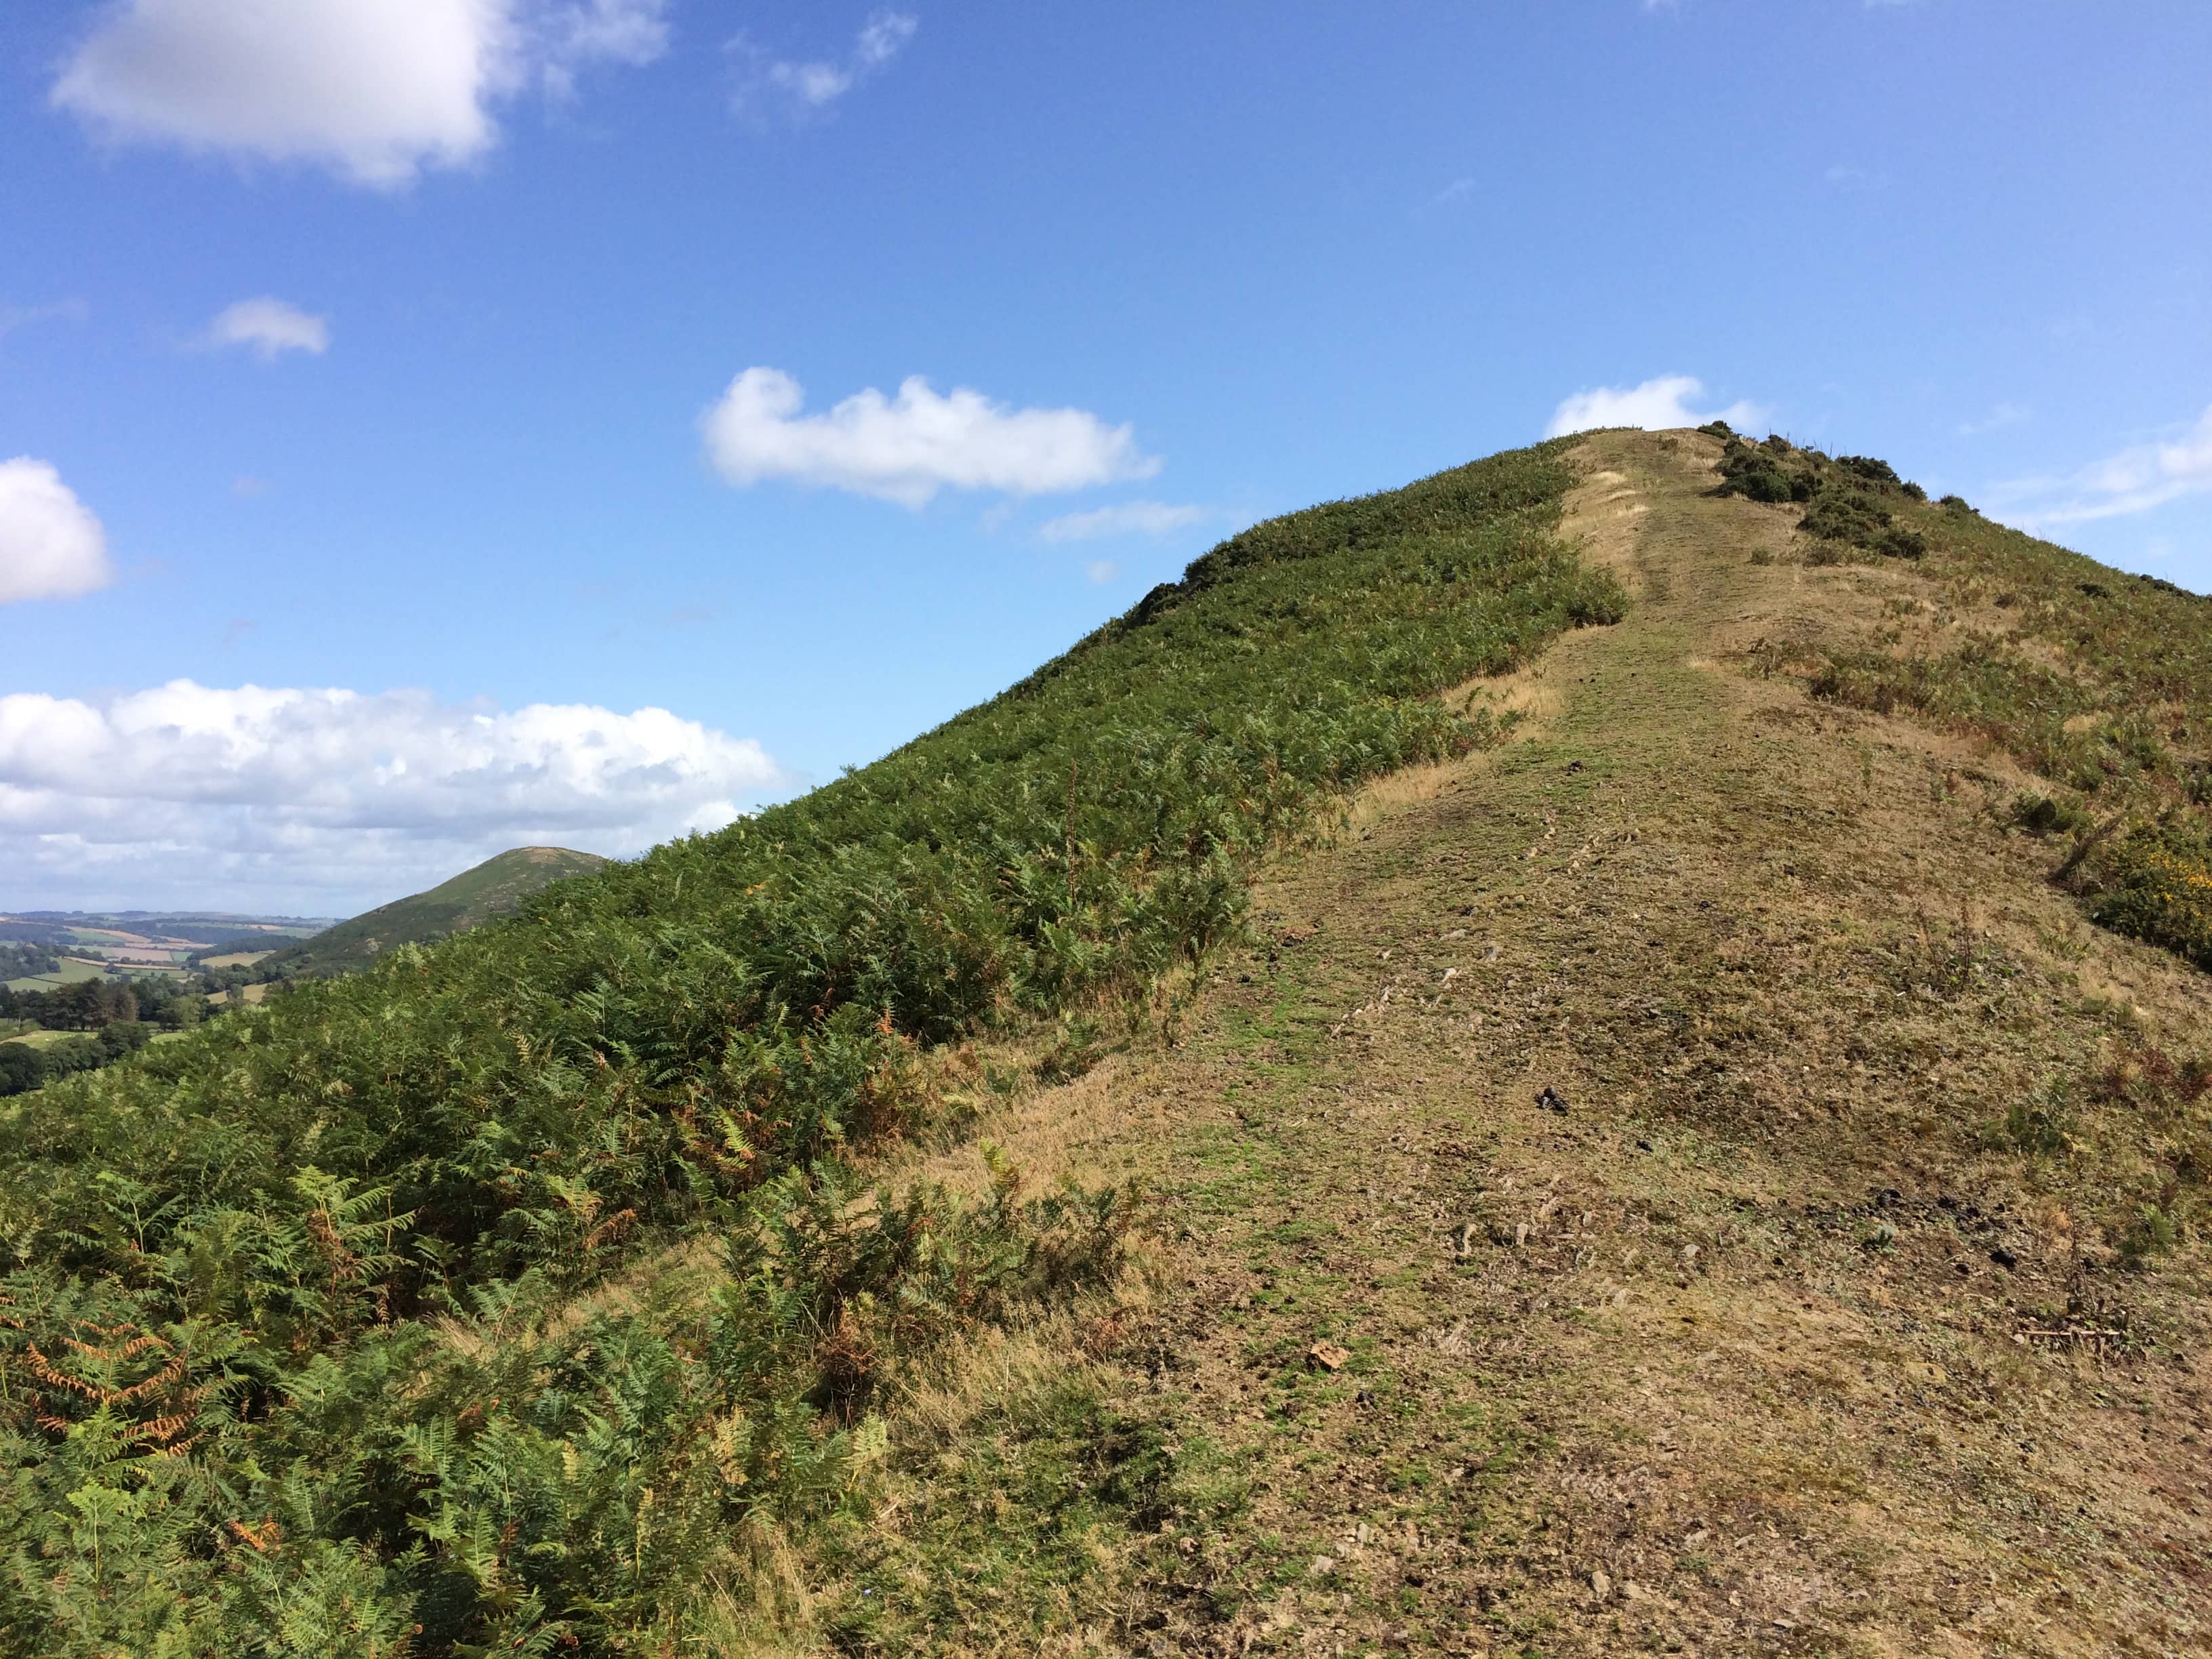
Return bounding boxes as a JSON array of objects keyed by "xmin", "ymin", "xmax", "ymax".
[{"xmin": 989, "ymin": 430, "xmax": 2212, "ymax": 1658}]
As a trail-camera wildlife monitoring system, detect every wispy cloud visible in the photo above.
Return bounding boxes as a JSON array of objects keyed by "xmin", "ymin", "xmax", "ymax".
[
  {"xmin": 1958, "ymin": 401, "xmax": 2029, "ymax": 438},
  {"xmin": 735, "ymin": 9, "xmax": 917, "ymax": 115},
  {"xmin": 1544, "ymin": 374, "xmax": 1765, "ymax": 438},
  {"xmin": 701, "ymin": 367, "xmax": 1158, "ymax": 508},
  {"xmin": 1988, "ymin": 404, "xmax": 2212, "ymax": 529},
  {"xmin": 1038, "ymin": 500, "xmax": 1209, "ymax": 543},
  {"xmin": 1086, "ymin": 559, "xmax": 1119, "ymax": 584},
  {"xmin": 0, "ymin": 299, "xmax": 89, "ymax": 342},
  {"xmin": 203, "ymin": 296, "xmax": 329, "ymax": 360},
  {"xmin": 0, "ymin": 457, "xmax": 112, "ymax": 606}
]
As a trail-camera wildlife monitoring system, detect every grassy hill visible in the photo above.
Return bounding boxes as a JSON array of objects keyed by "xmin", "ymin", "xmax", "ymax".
[
  {"xmin": 258, "ymin": 845, "xmax": 611, "ymax": 977},
  {"xmin": 0, "ymin": 434, "xmax": 2206, "ymax": 1656}
]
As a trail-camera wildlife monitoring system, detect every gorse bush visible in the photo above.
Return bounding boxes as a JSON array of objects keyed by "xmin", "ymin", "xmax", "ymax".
[
  {"xmin": 1710, "ymin": 435, "xmax": 1929, "ymax": 558},
  {"xmin": 2076, "ymin": 821, "xmax": 2212, "ymax": 971},
  {"xmin": 0, "ymin": 443, "xmax": 1612, "ymax": 1654}
]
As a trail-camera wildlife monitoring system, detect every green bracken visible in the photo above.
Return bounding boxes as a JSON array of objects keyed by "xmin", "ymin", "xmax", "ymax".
[{"xmin": 0, "ymin": 443, "xmax": 1615, "ymax": 1655}]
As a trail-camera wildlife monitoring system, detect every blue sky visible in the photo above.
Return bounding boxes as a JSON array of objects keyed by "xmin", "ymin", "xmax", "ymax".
[{"xmin": 3, "ymin": 0, "xmax": 2209, "ymax": 912}]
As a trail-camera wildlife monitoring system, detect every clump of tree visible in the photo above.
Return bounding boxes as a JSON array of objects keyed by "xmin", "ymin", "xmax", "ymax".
[
  {"xmin": 0, "ymin": 941, "xmax": 62, "ymax": 979},
  {"xmin": 0, "ymin": 975, "xmax": 204, "ymax": 1096},
  {"xmin": 0, "ymin": 1019, "xmax": 159, "ymax": 1097}
]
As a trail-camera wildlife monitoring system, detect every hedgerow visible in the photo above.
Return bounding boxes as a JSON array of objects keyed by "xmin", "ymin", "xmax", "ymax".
[{"xmin": 0, "ymin": 442, "xmax": 1612, "ymax": 1654}]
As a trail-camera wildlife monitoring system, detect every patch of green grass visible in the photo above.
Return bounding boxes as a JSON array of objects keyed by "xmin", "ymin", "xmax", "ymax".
[
  {"xmin": 3, "ymin": 956, "xmax": 110, "ymax": 991},
  {"xmin": 812, "ymin": 1370, "xmax": 1271, "ymax": 1651}
]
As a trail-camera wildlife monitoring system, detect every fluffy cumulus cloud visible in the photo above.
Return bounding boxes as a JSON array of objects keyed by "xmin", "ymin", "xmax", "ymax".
[
  {"xmin": 1038, "ymin": 500, "xmax": 1210, "ymax": 543},
  {"xmin": 205, "ymin": 296, "xmax": 330, "ymax": 359},
  {"xmin": 0, "ymin": 681, "xmax": 784, "ymax": 909},
  {"xmin": 1988, "ymin": 405, "xmax": 2212, "ymax": 529},
  {"xmin": 52, "ymin": 0, "xmax": 670, "ymax": 188},
  {"xmin": 1544, "ymin": 374, "xmax": 1765, "ymax": 438},
  {"xmin": 741, "ymin": 10, "xmax": 918, "ymax": 112},
  {"xmin": 0, "ymin": 459, "xmax": 112, "ymax": 606},
  {"xmin": 702, "ymin": 367, "xmax": 1160, "ymax": 508}
]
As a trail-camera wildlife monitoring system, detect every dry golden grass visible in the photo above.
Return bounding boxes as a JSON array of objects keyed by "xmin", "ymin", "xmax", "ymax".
[
  {"xmin": 858, "ymin": 430, "xmax": 2212, "ymax": 1657},
  {"xmin": 742, "ymin": 432, "xmax": 2211, "ymax": 1656}
]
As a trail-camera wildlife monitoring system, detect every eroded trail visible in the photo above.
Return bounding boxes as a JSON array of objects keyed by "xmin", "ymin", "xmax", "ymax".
[{"xmin": 1054, "ymin": 431, "xmax": 2211, "ymax": 1656}]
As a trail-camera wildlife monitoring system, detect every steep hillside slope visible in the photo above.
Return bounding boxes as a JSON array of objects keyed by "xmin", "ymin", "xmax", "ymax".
[
  {"xmin": 260, "ymin": 846, "xmax": 611, "ymax": 977},
  {"xmin": 811, "ymin": 430, "xmax": 2209, "ymax": 1657},
  {"xmin": 0, "ymin": 447, "xmax": 1616, "ymax": 1656},
  {"xmin": 2, "ymin": 431, "xmax": 2203, "ymax": 1656}
]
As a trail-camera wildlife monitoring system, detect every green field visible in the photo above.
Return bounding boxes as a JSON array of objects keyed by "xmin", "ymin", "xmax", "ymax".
[
  {"xmin": 0, "ymin": 1029, "xmax": 83, "ymax": 1050},
  {"xmin": 2, "ymin": 957, "xmax": 112, "ymax": 992}
]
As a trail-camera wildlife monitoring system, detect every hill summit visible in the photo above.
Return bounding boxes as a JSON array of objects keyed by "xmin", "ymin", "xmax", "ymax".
[
  {"xmin": 1, "ymin": 432, "xmax": 2207, "ymax": 1655},
  {"xmin": 261, "ymin": 844, "xmax": 609, "ymax": 977}
]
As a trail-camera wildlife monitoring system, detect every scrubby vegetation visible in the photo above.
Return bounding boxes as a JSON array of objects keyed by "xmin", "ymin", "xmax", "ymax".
[
  {"xmin": 1713, "ymin": 433, "xmax": 1926, "ymax": 559},
  {"xmin": 0, "ymin": 445, "xmax": 1614, "ymax": 1654},
  {"xmin": 2072, "ymin": 819, "xmax": 2212, "ymax": 972},
  {"xmin": 1723, "ymin": 431, "xmax": 2212, "ymax": 975}
]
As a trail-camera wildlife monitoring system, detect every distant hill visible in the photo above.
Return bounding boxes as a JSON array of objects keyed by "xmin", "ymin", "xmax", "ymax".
[
  {"xmin": 0, "ymin": 909, "xmax": 338, "ymax": 990},
  {"xmin": 0, "ymin": 910, "xmax": 335, "ymax": 949},
  {"xmin": 260, "ymin": 847, "xmax": 609, "ymax": 978}
]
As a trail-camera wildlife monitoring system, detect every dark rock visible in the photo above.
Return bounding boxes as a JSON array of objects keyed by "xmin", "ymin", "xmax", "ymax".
[{"xmin": 1990, "ymin": 1246, "xmax": 2019, "ymax": 1270}]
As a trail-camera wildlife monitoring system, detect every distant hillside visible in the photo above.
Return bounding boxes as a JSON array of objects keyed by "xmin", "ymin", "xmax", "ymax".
[
  {"xmin": 0, "ymin": 910, "xmax": 334, "ymax": 949},
  {"xmin": 261, "ymin": 846, "xmax": 609, "ymax": 977},
  {"xmin": 0, "ymin": 909, "xmax": 337, "ymax": 990}
]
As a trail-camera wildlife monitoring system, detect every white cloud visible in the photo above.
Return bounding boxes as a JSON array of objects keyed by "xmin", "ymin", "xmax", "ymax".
[
  {"xmin": 0, "ymin": 681, "xmax": 784, "ymax": 910},
  {"xmin": 205, "ymin": 296, "xmax": 330, "ymax": 360},
  {"xmin": 701, "ymin": 367, "xmax": 1160, "ymax": 508},
  {"xmin": 52, "ymin": 0, "xmax": 669, "ymax": 188},
  {"xmin": 739, "ymin": 9, "xmax": 917, "ymax": 113},
  {"xmin": 1086, "ymin": 559, "xmax": 1120, "ymax": 584},
  {"xmin": 0, "ymin": 458, "xmax": 112, "ymax": 606},
  {"xmin": 1039, "ymin": 500, "xmax": 1210, "ymax": 543},
  {"xmin": 1544, "ymin": 374, "xmax": 1765, "ymax": 438},
  {"xmin": 1988, "ymin": 404, "xmax": 2212, "ymax": 529}
]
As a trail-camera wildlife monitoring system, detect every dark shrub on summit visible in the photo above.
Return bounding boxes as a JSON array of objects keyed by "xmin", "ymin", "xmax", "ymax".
[{"xmin": 1839, "ymin": 454, "xmax": 1904, "ymax": 487}]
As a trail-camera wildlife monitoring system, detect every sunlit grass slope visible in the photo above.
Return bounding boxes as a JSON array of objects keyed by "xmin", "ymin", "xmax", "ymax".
[
  {"xmin": 1727, "ymin": 427, "xmax": 2212, "ymax": 968},
  {"xmin": 0, "ymin": 443, "xmax": 1619, "ymax": 1656}
]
